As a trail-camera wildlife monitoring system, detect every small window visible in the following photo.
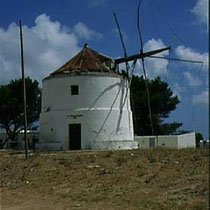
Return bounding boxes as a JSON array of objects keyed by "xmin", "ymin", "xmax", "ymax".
[{"xmin": 71, "ymin": 85, "xmax": 79, "ymax": 95}]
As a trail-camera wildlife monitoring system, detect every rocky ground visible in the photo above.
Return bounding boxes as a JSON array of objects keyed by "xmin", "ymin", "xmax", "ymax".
[{"xmin": 0, "ymin": 148, "xmax": 209, "ymax": 210}]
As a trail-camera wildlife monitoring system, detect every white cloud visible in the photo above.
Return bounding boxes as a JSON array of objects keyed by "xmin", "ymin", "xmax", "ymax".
[
  {"xmin": 174, "ymin": 46, "xmax": 208, "ymax": 105},
  {"xmin": 172, "ymin": 82, "xmax": 184, "ymax": 100},
  {"xmin": 193, "ymin": 90, "xmax": 208, "ymax": 105},
  {"xmin": 175, "ymin": 45, "xmax": 208, "ymax": 71},
  {"xmin": 142, "ymin": 38, "xmax": 169, "ymax": 77},
  {"xmin": 183, "ymin": 71, "xmax": 202, "ymax": 86},
  {"xmin": 0, "ymin": 14, "xmax": 102, "ymax": 84},
  {"xmin": 119, "ymin": 38, "xmax": 170, "ymax": 78},
  {"xmin": 73, "ymin": 22, "xmax": 102, "ymax": 40},
  {"xmin": 191, "ymin": 0, "xmax": 208, "ymax": 26}
]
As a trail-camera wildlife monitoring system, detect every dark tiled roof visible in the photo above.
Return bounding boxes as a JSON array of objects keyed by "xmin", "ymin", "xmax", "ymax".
[{"xmin": 51, "ymin": 45, "xmax": 116, "ymax": 75}]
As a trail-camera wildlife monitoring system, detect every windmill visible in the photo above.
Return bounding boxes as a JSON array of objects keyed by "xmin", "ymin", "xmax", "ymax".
[
  {"xmin": 37, "ymin": 1, "xmax": 203, "ymax": 151},
  {"xmin": 113, "ymin": 0, "xmax": 203, "ymax": 135}
]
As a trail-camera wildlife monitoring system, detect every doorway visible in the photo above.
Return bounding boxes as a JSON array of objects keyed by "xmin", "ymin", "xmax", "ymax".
[
  {"xmin": 69, "ymin": 124, "xmax": 81, "ymax": 150},
  {"xmin": 149, "ymin": 138, "xmax": 155, "ymax": 148}
]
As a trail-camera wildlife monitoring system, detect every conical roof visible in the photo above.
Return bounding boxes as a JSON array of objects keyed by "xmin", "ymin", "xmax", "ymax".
[{"xmin": 51, "ymin": 44, "xmax": 116, "ymax": 75}]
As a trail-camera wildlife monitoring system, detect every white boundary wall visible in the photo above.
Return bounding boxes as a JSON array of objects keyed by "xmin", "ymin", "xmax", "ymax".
[
  {"xmin": 177, "ymin": 133, "xmax": 196, "ymax": 149},
  {"xmin": 0, "ymin": 131, "xmax": 39, "ymax": 149},
  {"xmin": 135, "ymin": 132, "xmax": 196, "ymax": 149}
]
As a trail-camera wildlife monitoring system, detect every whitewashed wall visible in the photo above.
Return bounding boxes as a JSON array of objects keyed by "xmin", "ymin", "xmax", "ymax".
[
  {"xmin": 135, "ymin": 133, "xmax": 196, "ymax": 149},
  {"xmin": 157, "ymin": 136, "xmax": 178, "ymax": 148},
  {"xmin": 134, "ymin": 136, "xmax": 157, "ymax": 149},
  {"xmin": 177, "ymin": 133, "xmax": 196, "ymax": 148},
  {"xmin": 0, "ymin": 131, "xmax": 39, "ymax": 149},
  {"xmin": 39, "ymin": 73, "xmax": 136, "ymax": 150}
]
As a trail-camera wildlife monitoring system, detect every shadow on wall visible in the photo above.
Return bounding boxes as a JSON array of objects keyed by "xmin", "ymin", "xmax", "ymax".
[{"xmin": 86, "ymin": 79, "xmax": 129, "ymax": 141}]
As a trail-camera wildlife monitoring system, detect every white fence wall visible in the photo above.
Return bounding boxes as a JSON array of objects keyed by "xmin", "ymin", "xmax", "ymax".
[
  {"xmin": 157, "ymin": 136, "xmax": 178, "ymax": 148},
  {"xmin": 177, "ymin": 133, "xmax": 196, "ymax": 148},
  {"xmin": 135, "ymin": 133, "xmax": 196, "ymax": 149},
  {"xmin": 0, "ymin": 131, "xmax": 39, "ymax": 149}
]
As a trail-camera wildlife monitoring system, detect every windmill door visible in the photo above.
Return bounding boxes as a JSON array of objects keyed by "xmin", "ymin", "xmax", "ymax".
[{"xmin": 69, "ymin": 124, "xmax": 81, "ymax": 150}]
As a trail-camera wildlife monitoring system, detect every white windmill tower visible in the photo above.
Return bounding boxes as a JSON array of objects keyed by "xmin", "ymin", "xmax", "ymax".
[{"xmin": 36, "ymin": 41, "xmax": 171, "ymax": 151}]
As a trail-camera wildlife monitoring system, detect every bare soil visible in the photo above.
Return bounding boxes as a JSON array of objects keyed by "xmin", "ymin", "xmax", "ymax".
[{"xmin": 0, "ymin": 148, "xmax": 209, "ymax": 210}]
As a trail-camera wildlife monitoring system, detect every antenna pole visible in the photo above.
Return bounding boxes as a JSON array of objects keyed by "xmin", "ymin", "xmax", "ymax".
[{"xmin": 19, "ymin": 20, "xmax": 28, "ymax": 159}]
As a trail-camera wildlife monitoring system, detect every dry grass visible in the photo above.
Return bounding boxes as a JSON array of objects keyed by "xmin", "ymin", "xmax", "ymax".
[{"xmin": 0, "ymin": 147, "xmax": 209, "ymax": 209}]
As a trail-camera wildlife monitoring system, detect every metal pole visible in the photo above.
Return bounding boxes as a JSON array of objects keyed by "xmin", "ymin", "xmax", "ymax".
[{"xmin": 19, "ymin": 20, "xmax": 28, "ymax": 159}]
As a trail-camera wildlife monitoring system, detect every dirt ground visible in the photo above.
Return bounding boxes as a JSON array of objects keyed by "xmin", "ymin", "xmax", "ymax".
[{"xmin": 0, "ymin": 148, "xmax": 209, "ymax": 210}]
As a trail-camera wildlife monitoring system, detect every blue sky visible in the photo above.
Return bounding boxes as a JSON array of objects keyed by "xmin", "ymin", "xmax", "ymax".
[{"xmin": 0, "ymin": 0, "xmax": 208, "ymax": 139}]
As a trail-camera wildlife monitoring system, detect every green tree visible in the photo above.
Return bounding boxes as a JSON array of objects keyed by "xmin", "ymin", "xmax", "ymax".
[
  {"xmin": 0, "ymin": 77, "xmax": 41, "ymax": 148},
  {"xmin": 130, "ymin": 75, "xmax": 181, "ymax": 135}
]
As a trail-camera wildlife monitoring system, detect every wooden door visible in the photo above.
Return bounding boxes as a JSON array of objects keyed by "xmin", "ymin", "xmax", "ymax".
[{"xmin": 69, "ymin": 124, "xmax": 81, "ymax": 150}]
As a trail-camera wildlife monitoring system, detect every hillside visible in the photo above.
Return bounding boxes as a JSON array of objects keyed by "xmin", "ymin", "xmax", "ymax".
[{"xmin": 0, "ymin": 148, "xmax": 209, "ymax": 210}]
